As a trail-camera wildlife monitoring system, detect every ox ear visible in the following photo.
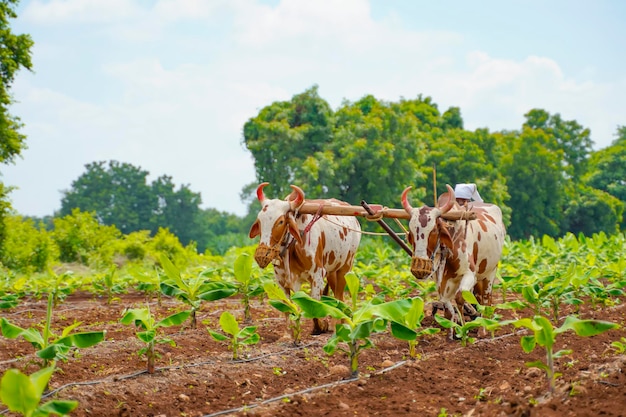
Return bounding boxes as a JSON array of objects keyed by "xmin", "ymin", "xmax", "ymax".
[
  {"xmin": 249, "ymin": 219, "xmax": 261, "ymax": 239},
  {"xmin": 437, "ymin": 218, "xmax": 453, "ymax": 249},
  {"xmin": 287, "ymin": 215, "xmax": 303, "ymax": 246}
]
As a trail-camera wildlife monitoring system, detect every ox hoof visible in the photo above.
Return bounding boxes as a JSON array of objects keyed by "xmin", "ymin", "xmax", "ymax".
[{"xmin": 311, "ymin": 318, "xmax": 330, "ymax": 335}]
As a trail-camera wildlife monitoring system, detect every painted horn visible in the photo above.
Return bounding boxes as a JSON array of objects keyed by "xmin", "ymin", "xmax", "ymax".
[
  {"xmin": 439, "ymin": 184, "xmax": 455, "ymax": 214},
  {"xmin": 256, "ymin": 182, "xmax": 270, "ymax": 203},
  {"xmin": 401, "ymin": 186, "xmax": 413, "ymax": 213},
  {"xmin": 288, "ymin": 184, "xmax": 305, "ymax": 210}
]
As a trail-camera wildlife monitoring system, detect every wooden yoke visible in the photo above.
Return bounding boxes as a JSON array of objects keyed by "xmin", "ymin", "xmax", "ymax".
[{"xmin": 298, "ymin": 202, "xmax": 477, "ymax": 221}]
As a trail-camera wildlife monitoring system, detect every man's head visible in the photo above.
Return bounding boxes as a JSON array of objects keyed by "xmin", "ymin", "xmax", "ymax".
[{"xmin": 453, "ymin": 183, "xmax": 482, "ymax": 205}]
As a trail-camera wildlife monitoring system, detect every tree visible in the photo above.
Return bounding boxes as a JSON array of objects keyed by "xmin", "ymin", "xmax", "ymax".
[
  {"xmin": 0, "ymin": 0, "xmax": 34, "ymax": 246},
  {"xmin": 60, "ymin": 161, "xmax": 155, "ymax": 235},
  {"xmin": 562, "ymin": 184, "xmax": 623, "ymax": 236},
  {"xmin": 524, "ymin": 109, "xmax": 593, "ymax": 180},
  {"xmin": 60, "ymin": 161, "xmax": 207, "ymax": 248},
  {"xmin": 243, "ymin": 85, "xmax": 334, "ymax": 199},
  {"xmin": 501, "ymin": 127, "xmax": 565, "ymax": 240},
  {"xmin": 150, "ymin": 175, "xmax": 205, "ymax": 248},
  {"xmin": 0, "ymin": 0, "xmax": 33, "ymax": 164},
  {"xmin": 584, "ymin": 126, "xmax": 626, "ymax": 229}
]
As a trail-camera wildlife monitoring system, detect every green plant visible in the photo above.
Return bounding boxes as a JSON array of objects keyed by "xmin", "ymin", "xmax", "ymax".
[
  {"xmin": 232, "ymin": 253, "xmax": 266, "ymax": 322},
  {"xmin": 0, "ymin": 366, "xmax": 77, "ymax": 417},
  {"xmin": 92, "ymin": 266, "xmax": 123, "ymax": 304},
  {"xmin": 159, "ymin": 254, "xmax": 236, "ymax": 328},
  {"xmin": 263, "ymin": 281, "xmax": 303, "ymax": 345},
  {"xmin": 609, "ymin": 337, "xmax": 626, "ymax": 354},
  {"xmin": 119, "ymin": 306, "xmax": 191, "ymax": 374},
  {"xmin": 0, "ymin": 291, "xmax": 105, "ymax": 368},
  {"xmin": 509, "ymin": 315, "xmax": 619, "ymax": 393},
  {"xmin": 386, "ymin": 296, "xmax": 439, "ymax": 358},
  {"xmin": 292, "ymin": 272, "xmax": 413, "ymax": 377},
  {"xmin": 0, "ymin": 293, "xmax": 19, "ymax": 309},
  {"xmin": 208, "ymin": 311, "xmax": 260, "ymax": 360}
]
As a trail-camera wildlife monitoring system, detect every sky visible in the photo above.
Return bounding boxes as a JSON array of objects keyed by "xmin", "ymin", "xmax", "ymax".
[{"xmin": 3, "ymin": 0, "xmax": 626, "ymax": 218}]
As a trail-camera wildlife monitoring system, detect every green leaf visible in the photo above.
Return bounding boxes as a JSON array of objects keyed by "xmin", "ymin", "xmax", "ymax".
[
  {"xmin": 291, "ymin": 292, "xmax": 348, "ymax": 320},
  {"xmin": 0, "ymin": 368, "xmax": 39, "ymax": 415},
  {"xmin": 55, "ymin": 331, "xmax": 106, "ymax": 348},
  {"xmin": 241, "ymin": 332, "xmax": 260, "ymax": 345},
  {"xmin": 362, "ymin": 298, "xmax": 413, "ymax": 324},
  {"xmin": 263, "ymin": 282, "xmax": 289, "ymax": 302},
  {"xmin": 37, "ymin": 344, "xmax": 70, "ymax": 360},
  {"xmin": 155, "ymin": 310, "xmax": 191, "ymax": 328},
  {"xmin": 558, "ymin": 316, "xmax": 620, "ymax": 336},
  {"xmin": 345, "ymin": 271, "xmax": 360, "ymax": 308},
  {"xmin": 120, "ymin": 308, "xmax": 151, "ymax": 327},
  {"xmin": 234, "ymin": 253, "xmax": 253, "ymax": 285},
  {"xmin": 219, "ymin": 312, "xmax": 240, "ymax": 336},
  {"xmin": 405, "ymin": 297, "xmax": 425, "ymax": 329},
  {"xmin": 525, "ymin": 360, "xmax": 549, "ymax": 372},
  {"xmin": 554, "ymin": 349, "xmax": 573, "ymax": 358},
  {"xmin": 0, "ymin": 317, "xmax": 27, "ymax": 339},
  {"xmin": 520, "ymin": 335, "xmax": 536, "ymax": 353},
  {"xmin": 462, "ymin": 290, "xmax": 479, "ymax": 305},
  {"xmin": 389, "ymin": 321, "xmax": 418, "ymax": 341},
  {"xmin": 239, "ymin": 326, "xmax": 258, "ymax": 339},
  {"xmin": 208, "ymin": 330, "xmax": 229, "ymax": 342},
  {"xmin": 198, "ymin": 284, "xmax": 237, "ymax": 301},
  {"xmin": 37, "ymin": 399, "xmax": 79, "ymax": 415},
  {"xmin": 137, "ymin": 329, "xmax": 156, "ymax": 343},
  {"xmin": 268, "ymin": 299, "xmax": 296, "ymax": 314},
  {"xmin": 159, "ymin": 254, "xmax": 188, "ymax": 293},
  {"xmin": 433, "ymin": 315, "xmax": 455, "ymax": 329}
]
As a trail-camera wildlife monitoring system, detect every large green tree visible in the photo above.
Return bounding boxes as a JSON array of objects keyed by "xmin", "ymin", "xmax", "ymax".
[
  {"xmin": 0, "ymin": 0, "xmax": 33, "ymax": 246},
  {"xmin": 585, "ymin": 126, "xmax": 626, "ymax": 229},
  {"xmin": 243, "ymin": 85, "xmax": 334, "ymax": 199},
  {"xmin": 60, "ymin": 161, "xmax": 207, "ymax": 248},
  {"xmin": 501, "ymin": 127, "xmax": 565, "ymax": 239},
  {"xmin": 60, "ymin": 161, "xmax": 155, "ymax": 234},
  {"xmin": 524, "ymin": 109, "xmax": 593, "ymax": 180}
]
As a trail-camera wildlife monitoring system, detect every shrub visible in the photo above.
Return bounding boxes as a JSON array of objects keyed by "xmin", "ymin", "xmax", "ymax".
[{"xmin": 0, "ymin": 215, "xmax": 57, "ymax": 272}]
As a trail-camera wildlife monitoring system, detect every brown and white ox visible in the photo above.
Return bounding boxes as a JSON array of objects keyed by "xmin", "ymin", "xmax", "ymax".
[
  {"xmin": 249, "ymin": 183, "xmax": 361, "ymax": 334},
  {"xmin": 401, "ymin": 184, "xmax": 506, "ymax": 333}
]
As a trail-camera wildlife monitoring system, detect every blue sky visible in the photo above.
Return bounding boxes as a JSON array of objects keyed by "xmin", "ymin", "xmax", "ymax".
[{"xmin": 3, "ymin": 0, "xmax": 625, "ymax": 217}]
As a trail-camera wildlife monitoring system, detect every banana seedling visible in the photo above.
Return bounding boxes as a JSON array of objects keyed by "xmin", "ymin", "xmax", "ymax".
[
  {"xmin": 208, "ymin": 311, "xmax": 260, "ymax": 360},
  {"xmin": 0, "ymin": 291, "xmax": 105, "ymax": 368},
  {"xmin": 263, "ymin": 281, "xmax": 304, "ymax": 345},
  {"xmin": 120, "ymin": 306, "xmax": 191, "ymax": 374},
  {"xmin": 386, "ymin": 297, "xmax": 439, "ymax": 359},
  {"xmin": 508, "ymin": 315, "xmax": 619, "ymax": 393},
  {"xmin": 292, "ymin": 272, "xmax": 413, "ymax": 377},
  {"xmin": 159, "ymin": 254, "xmax": 236, "ymax": 328},
  {"xmin": 232, "ymin": 253, "xmax": 266, "ymax": 322}
]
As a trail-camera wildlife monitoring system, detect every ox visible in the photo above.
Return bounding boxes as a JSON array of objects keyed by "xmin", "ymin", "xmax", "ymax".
[
  {"xmin": 249, "ymin": 183, "xmax": 361, "ymax": 334},
  {"xmin": 401, "ymin": 184, "xmax": 506, "ymax": 333}
]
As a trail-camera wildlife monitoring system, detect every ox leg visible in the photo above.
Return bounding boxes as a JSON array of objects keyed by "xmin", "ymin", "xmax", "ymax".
[{"xmin": 310, "ymin": 275, "xmax": 329, "ymax": 335}]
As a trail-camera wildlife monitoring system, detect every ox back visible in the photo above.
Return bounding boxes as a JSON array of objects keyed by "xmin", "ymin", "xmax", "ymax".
[{"xmin": 250, "ymin": 186, "xmax": 361, "ymax": 334}]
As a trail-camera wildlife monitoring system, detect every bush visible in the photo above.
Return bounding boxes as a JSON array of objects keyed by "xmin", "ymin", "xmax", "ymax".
[
  {"xmin": 51, "ymin": 209, "xmax": 121, "ymax": 265},
  {"xmin": 0, "ymin": 215, "xmax": 57, "ymax": 272}
]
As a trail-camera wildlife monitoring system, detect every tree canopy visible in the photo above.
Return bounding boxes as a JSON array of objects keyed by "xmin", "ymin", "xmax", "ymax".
[{"xmin": 242, "ymin": 86, "xmax": 625, "ymax": 240}]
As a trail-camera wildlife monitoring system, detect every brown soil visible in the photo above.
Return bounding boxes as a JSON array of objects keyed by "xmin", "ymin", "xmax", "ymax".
[{"xmin": 0, "ymin": 291, "xmax": 624, "ymax": 417}]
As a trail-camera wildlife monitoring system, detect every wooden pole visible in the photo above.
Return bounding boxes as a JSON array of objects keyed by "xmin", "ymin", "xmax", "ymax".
[
  {"xmin": 360, "ymin": 200, "xmax": 412, "ymax": 256},
  {"xmin": 297, "ymin": 202, "xmax": 476, "ymax": 221}
]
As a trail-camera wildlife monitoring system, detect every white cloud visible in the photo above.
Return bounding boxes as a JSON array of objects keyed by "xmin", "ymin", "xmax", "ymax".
[{"xmin": 23, "ymin": 0, "xmax": 142, "ymax": 23}]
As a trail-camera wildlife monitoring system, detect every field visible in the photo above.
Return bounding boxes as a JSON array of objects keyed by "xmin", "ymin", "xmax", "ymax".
[{"xmin": 0, "ymin": 233, "xmax": 625, "ymax": 417}]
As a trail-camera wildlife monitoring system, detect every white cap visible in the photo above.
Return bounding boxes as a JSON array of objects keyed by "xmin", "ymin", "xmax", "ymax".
[{"xmin": 454, "ymin": 183, "xmax": 483, "ymax": 202}]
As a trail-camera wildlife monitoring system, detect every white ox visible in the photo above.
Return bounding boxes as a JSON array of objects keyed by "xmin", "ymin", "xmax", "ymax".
[
  {"xmin": 401, "ymin": 184, "xmax": 506, "ymax": 328},
  {"xmin": 249, "ymin": 183, "xmax": 361, "ymax": 334}
]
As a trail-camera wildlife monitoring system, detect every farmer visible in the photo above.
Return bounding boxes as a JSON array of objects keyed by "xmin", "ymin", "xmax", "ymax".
[{"xmin": 453, "ymin": 183, "xmax": 483, "ymax": 207}]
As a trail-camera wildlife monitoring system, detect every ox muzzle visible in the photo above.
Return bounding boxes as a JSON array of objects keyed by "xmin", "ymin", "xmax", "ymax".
[
  {"xmin": 410, "ymin": 256, "xmax": 433, "ymax": 280},
  {"xmin": 254, "ymin": 243, "xmax": 281, "ymax": 269}
]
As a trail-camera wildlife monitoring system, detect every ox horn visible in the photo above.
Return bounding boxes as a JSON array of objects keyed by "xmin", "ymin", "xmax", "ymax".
[
  {"xmin": 256, "ymin": 182, "xmax": 270, "ymax": 204},
  {"xmin": 439, "ymin": 184, "xmax": 455, "ymax": 214},
  {"xmin": 288, "ymin": 184, "xmax": 305, "ymax": 210},
  {"xmin": 401, "ymin": 186, "xmax": 413, "ymax": 213}
]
